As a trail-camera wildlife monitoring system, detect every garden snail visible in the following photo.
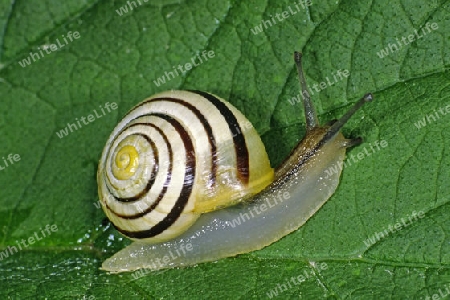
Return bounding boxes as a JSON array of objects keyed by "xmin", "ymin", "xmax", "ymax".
[{"xmin": 97, "ymin": 52, "xmax": 373, "ymax": 273}]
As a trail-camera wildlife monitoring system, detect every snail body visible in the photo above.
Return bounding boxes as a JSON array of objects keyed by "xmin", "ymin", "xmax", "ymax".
[{"xmin": 98, "ymin": 52, "xmax": 373, "ymax": 273}]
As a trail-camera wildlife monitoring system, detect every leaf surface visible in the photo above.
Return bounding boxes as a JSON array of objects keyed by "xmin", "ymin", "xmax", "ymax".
[{"xmin": 0, "ymin": 0, "xmax": 449, "ymax": 298}]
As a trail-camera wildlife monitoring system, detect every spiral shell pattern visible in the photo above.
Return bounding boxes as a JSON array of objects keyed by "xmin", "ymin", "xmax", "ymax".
[{"xmin": 97, "ymin": 90, "xmax": 274, "ymax": 242}]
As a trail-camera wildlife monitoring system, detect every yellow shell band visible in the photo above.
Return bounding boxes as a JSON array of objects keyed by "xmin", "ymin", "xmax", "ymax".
[{"xmin": 113, "ymin": 145, "xmax": 139, "ymax": 180}]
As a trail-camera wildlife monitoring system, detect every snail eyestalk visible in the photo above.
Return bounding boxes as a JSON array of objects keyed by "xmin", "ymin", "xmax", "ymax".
[
  {"xmin": 320, "ymin": 93, "xmax": 373, "ymax": 146},
  {"xmin": 294, "ymin": 51, "xmax": 373, "ymax": 149},
  {"xmin": 294, "ymin": 51, "xmax": 319, "ymax": 131}
]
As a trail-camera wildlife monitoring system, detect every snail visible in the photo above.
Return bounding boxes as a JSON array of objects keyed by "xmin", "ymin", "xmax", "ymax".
[{"xmin": 97, "ymin": 52, "xmax": 373, "ymax": 273}]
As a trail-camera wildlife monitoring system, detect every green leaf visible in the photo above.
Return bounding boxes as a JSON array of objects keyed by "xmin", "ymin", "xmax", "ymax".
[{"xmin": 1, "ymin": 0, "xmax": 449, "ymax": 298}]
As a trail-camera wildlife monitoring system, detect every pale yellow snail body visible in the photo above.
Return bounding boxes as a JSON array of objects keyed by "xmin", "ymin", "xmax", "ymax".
[{"xmin": 97, "ymin": 52, "xmax": 373, "ymax": 273}]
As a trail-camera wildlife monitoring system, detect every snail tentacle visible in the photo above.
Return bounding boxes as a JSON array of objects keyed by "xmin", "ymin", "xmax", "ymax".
[{"xmin": 294, "ymin": 51, "xmax": 319, "ymax": 131}]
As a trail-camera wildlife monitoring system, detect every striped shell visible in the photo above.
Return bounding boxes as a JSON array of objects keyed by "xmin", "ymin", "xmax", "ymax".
[{"xmin": 97, "ymin": 90, "xmax": 274, "ymax": 243}]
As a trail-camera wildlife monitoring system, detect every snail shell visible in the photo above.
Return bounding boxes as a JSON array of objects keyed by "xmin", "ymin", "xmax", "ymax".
[
  {"xmin": 98, "ymin": 52, "xmax": 373, "ymax": 273},
  {"xmin": 97, "ymin": 90, "xmax": 274, "ymax": 243}
]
